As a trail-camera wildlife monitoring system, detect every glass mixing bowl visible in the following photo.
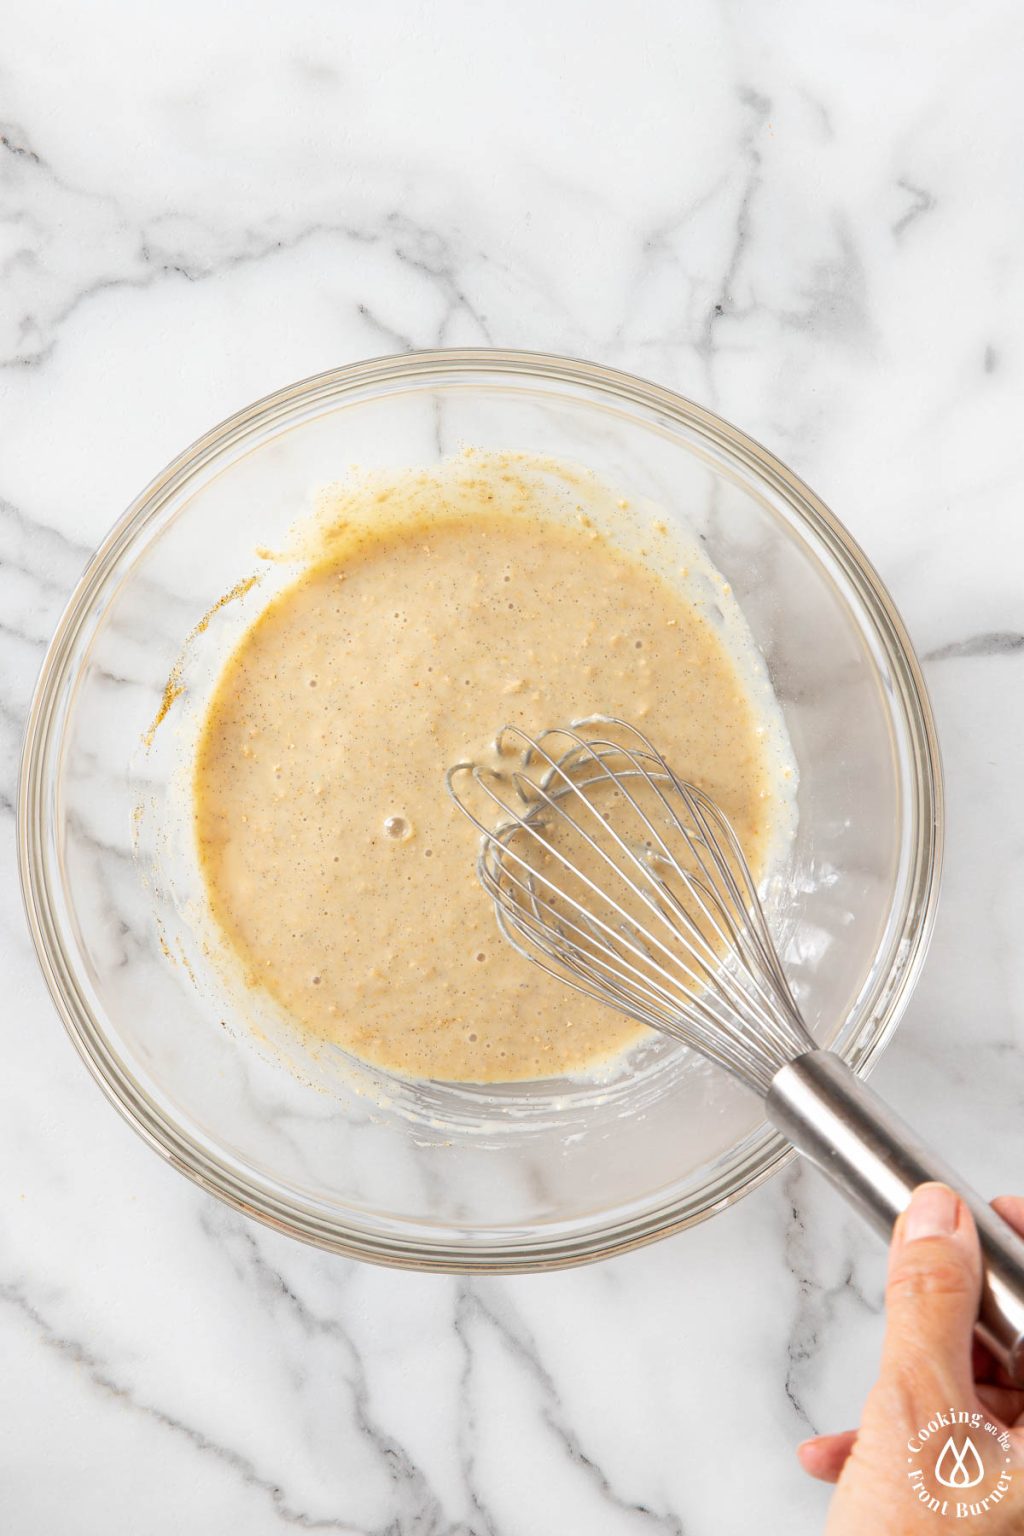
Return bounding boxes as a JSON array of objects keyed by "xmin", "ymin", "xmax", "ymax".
[{"xmin": 18, "ymin": 350, "xmax": 941, "ymax": 1271}]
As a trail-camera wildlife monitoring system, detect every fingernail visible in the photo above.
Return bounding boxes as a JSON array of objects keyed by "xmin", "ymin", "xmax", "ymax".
[{"xmin": 904, "ymin": 1182, "xmax": 959, "ymax": 1241}]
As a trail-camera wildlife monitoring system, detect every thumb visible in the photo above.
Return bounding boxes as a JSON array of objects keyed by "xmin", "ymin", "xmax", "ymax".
[
  {"xmin": 797, "ymin": 1428, "xmax": 858, "ymax": 1483},
  {"xmin": 881, "ymin": 1181, "xmax": 982, "ymax": 1403}
]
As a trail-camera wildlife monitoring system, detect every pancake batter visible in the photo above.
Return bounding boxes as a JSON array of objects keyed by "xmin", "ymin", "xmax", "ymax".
[{"xmin": 194, "ymin": 459, "xmax": 794, "ymax": 1082}]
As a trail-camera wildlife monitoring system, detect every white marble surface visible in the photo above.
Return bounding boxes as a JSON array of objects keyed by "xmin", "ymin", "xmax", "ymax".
[{"xmin": 3, "ymin": 3, "xmax": 1024, "ymax": 1530}]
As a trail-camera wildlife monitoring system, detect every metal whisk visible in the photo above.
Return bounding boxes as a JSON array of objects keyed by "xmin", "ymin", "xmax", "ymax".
[{"xmin": 447, "ymin": 717, "xmax": 1024, "ymax": 1384}]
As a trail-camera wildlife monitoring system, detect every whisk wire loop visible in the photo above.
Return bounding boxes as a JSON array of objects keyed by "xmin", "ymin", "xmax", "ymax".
[
  {"xmin": 484, "ymin": 850, "xmax": 773, "ymax": 1081},
  {"xmin": 446, "ymin": 717, "xmax": 814, "ymax": 1092}
]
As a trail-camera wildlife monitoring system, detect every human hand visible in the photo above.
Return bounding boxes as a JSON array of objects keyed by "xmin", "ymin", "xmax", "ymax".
[{"xmin": 798, "ymin": 1184, "xmax": 1024, "ymax": 1533}]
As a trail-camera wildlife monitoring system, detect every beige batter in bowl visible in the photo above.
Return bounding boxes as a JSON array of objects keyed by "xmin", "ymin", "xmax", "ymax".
[
  {"xmin": 192, "ymin": 451, "xmax": 798, "ymax": 1085},
  {"xmin": 18, "ymin": 351, "xmax": 941, "ymax": 1270}
]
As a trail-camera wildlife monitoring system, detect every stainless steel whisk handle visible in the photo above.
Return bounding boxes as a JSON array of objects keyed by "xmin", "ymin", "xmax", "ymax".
[{"xmin": 767, "ymin": 1050, "xmax": 1024, "ymax": 1386}]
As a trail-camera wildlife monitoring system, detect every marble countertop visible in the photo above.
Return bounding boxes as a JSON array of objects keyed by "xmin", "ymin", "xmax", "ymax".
[{"xmin": 3, "ymin": 3, "xmax": 1023, "ymax": 1530}]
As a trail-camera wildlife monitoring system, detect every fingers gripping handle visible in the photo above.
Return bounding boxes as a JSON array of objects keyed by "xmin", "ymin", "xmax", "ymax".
[{"xmin": 766, "ymin": 1050, "xmax": 1024, "ymax": 1386}]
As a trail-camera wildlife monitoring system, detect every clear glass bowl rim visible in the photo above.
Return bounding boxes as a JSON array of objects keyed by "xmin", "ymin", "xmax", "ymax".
[{"xmin": 17, "ymin": 348, "xmax": 943, "ymax": 1272}]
